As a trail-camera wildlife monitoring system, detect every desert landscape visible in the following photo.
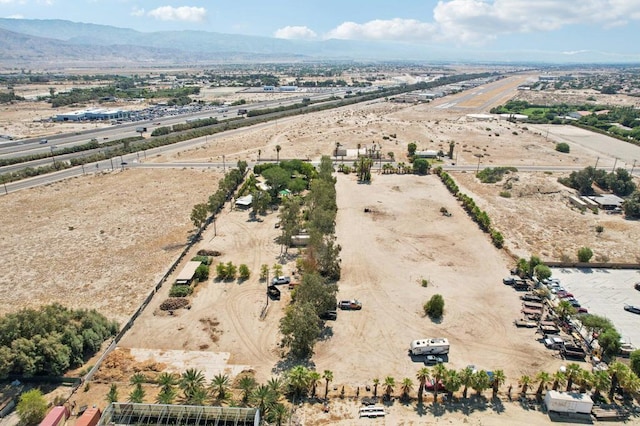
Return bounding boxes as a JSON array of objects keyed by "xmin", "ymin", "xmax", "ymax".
[{"xmin": 2, "ymin": 76, "xmax": 640, "ymax": 425}]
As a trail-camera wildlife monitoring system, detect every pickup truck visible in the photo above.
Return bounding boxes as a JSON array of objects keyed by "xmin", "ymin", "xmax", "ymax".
[
  {"xmin": 272, "ymin": 276, "xmax": 291, "ymax": 285},
  {"xmin": 267, "ymin": 285, "xmax": 281, "ymax": 300},
  {"xmin": 339, "ymin": 300, "xmax": 362, "ymax": 310}
]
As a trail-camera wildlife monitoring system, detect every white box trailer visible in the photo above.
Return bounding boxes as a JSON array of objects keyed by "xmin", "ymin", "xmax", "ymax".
[
  {"xmin": 409, "ymin": 338, "xmax": 450, "ymax": 355},
  {"xmin": 544, "ymin": 391, "xmax": 593, "ymax": 414}
]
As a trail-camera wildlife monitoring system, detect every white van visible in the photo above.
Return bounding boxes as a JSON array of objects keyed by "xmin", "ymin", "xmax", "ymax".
[{"xmin": 359, "ymin": 406, "xmax": 385, "ymax": 418}]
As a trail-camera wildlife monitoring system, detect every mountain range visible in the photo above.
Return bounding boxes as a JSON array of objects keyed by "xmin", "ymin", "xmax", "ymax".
[{"xmin": 0, "ymin": 18, "xmax": 633, "ymax": 68}]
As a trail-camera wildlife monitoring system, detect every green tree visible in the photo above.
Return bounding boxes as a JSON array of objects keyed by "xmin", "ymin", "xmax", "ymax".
[
  {"xmin": 279, "ymin": 302, "xmax": 322, "ymax": 358},
  {"xmin": 598, "ymin": 328, "xmax": 622, "ymax": 359},
  {"xmin": 17, "ymin": 389, "xmax": 48, "ymax": 426},
  {"xmin": 630, "ymin": 350, "xmax": 640, "ymax": 377},
  {"xmin": 251, "ymin": 190, "xmax": 272, "ymax": 217},
  {"xmin": 518, "ymin": 375, "xmax": 531, "ymax": 396},
  {"xmin": 128, "ymin": 385, "xmax": 146, "ymax": 403},
  {"xmin": 592, "ymin": 370, "xmax": 610, "ymax": 399},
  {"xmin": 534, "ymin": 264, "xmax": 552, "ymax": 281},
  {"xmin": 251, "ymin": 384, "xmax": 277, "ymax": 420},
  {"xmin": 372, "ymin": 378, "xmax": 380, "ymax": 398},
  {"xmin": 471, "ymin": 370, "xmax": 491, "ymax": 397},
  {"xmin": 579, "ymin": 314, "xmax": 614, "ymax": 343},
  {"xmin": 551, "ymin": 370, "xmax": 566, "ymax": 391},
  {"xmin": 407, "ymin": 142, "xmax": 417, "ymax": 157},
  {"xmin": 356, "ymin": 157, "xmax": 373, "ymax": 182},
  {"xmin": 190, "ymin": 203, "xmax": 209, "ymax": 229},
  {"xmin": 412, "ymin": 158, "xmax": 430, "ymax": 175},
  {"xmin": 565, "ymin": 363, "xmax": 582, "ymax": 392},
  {"xmin": 238, "ymin": 264, "xmax": 250, "ymax": 280},
  {"xmin": 555, "ymin": 142, "xmax": 570, "ymax": 153},
  {"xmin": 294, "ymin": 273, "xmax": 338, "ymax": 317},
  {"xmin": 225, "ymin": 261, "xmax": 237, "ymax": 279},
  {"xmin": 194, "ymin": 264, "xmax": 209, "ymax": 281},
  {"xmin": 577, "ymin": 247, "xmax": 593, "ymax": 262},
  {"xmin": 423, "ymin": 294, "xmax": 445, "ymax": 319},
  {"xmin": 215, "ymin": 262, "xmax": 228, "ymax": 280},
  {"xmin": 555, "ymin": 300, "xmax": 577, "ymax": 321},
  {"xmin": 260, "ymin": 264, "xmax": 269, "ymax": 281},
  {"xmin": 272, "ymin": 263, "xmax": 284, "ymax": 277},
  {"xmin": 431, "ymin": 363, "xmax": 447, "ymax": 401},
  {"xmin": 622, "ymin": 191, "xmax": 640, "ymax": 218},
  {"xmin": 448, "ymin": 141, "xmax": 455, "ymax": 159}
]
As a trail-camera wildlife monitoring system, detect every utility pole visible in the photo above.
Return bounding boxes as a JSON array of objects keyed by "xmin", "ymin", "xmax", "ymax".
[
  {"xmin": 3, "ymin": 181, "xmax": 7, "ymax": 195},
  {"xmin": 50, "ymin": 145, "xmax": 57, "ymax": 167},
  {"xmin": 476, "ymin": 155, "xmax": 482, "ymax": 174},
  {"xmin": 223, "ymin": 155, "xmax": 226, "ymax": 172},
  {"xmin": 631, "ymin": 160, "xmax": 636, "ymax": 176},
  {"xmin": 594, "ymin": 157, "xmax": 599, "ymax": 169},
  {"xmin": 612, "ymin": 158, "xmax": 618, "ymax": 173}
]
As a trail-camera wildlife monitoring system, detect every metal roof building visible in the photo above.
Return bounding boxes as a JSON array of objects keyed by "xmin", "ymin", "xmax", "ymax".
[
  {"xmin": 175, "ymin": 260, "xmax": 202, "ymax": 285},
  {"xmin": 98, "ymin": 403, "xmax": 259, "ymax": 426}
]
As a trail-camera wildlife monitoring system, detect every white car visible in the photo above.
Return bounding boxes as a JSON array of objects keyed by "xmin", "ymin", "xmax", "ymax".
[{"xmin": 271, "ymin": 276, "xmax": 291, "ymax": 285}]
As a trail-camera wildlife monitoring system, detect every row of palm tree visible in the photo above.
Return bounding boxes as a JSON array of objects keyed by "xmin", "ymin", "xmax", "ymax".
[{"xmin": 112, "ymin": 361, "xmax": 640, "ymax": 418}]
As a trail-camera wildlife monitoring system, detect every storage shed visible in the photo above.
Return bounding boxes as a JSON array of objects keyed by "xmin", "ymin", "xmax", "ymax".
[
  {"xmin": 235, "ymin": 195, "xmax": 253, "ymax": 209},
  {"xmin": 544, "ymin": 390, "xmax": 593, "ymax": 414},
  {"xmin": 175, "ymin": 261, "xmax": 202, "ymax": 285}
]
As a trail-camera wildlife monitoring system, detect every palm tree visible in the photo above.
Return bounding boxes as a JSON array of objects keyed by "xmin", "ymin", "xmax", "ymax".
[
  {"xmin": 619, "ymin": 369, "xmax": 640, "ymax": 400},
  {"xmin": 268, "ymin": 376, "xmax": 284, "ymax": 397},
  {"xmin": 210, "ymin": 373, "xmax": 230, "ymax": 402},
  {"xmin": 442, "ymin": 369, "xmax": 461, "ymax": 400},
  {"xmin": 276, "ymin": 145, "xmax": 281, "ymax": 163},
  {"xmin": 460, "ymin": 367, "xmax": 474, "ymax": 399},
  {"xmin": 322, "ymin": 371, "xmax": 333, "ymax": 400},
  {"xmin": 401, "ymin": 378, "xmax": 414, "ymax": 401},
  {"xmin": 578, "ymin": 370, "xmax": 593, "ymax": 394},
  {"xmin": 157, "ymin": 372, "xmax": 178, "ymax": 393},
  {"xmin": 432, "ymin": 363, "xmax": 447, "ymax": 402},
  {"xmin": 518, "ymin": 375, "xmax": 531, "ymax": 397},
  {"xmin": 491, "ymin": 370, "xmax": 506, "ymax": 399},
  {"xmin": 271, "ymin": 402, "xmax": 289, "ymax": 426},
  {"xmin": 130, "ymin": 372, "xmax": 146, "ymax": 386},
  {"xmin": 535, "ymin": 372, "xmax": 551, "ymax": 401},
  {"xmin": 106, "ymin": 383, "xmax": 119, "ymax": 404},
  {"xmin": 471, "ymin": 370, "xmax": 491, "ymax": 397},
  {"xmin": 180, "ymin": 368, "xmax": 206, "ymax": 404},
  {"xmin": 383, "ymin": 376, "xmax": 395, "ymax": 400},
  {"xmin": 238, "ymin": 376, "xmax": 257, "ymax": 404},
  {"xmin": 565, "ymin": 363, "xmax": 582, "ymax": 392},
  {"xmin": 372, "ymin": 378, "xmax": 380, "ymax": 398},
  {"xmin": 129, "ymin": 373, "xmax": 146, "ymax": 403},
  {"xmin": 156, "ymin": 387, "xmax": 177, "ymax": 405},
  {"xmin": 251, "ymin": 384, "xmax": 276, "ymax": 419},
  {"xmin": 415, "ymin": 368, "xmax": 430, "ymax": 403},
  {"xmin": 608, "ymin": 361, "xmax": 628, "ymax": 400},
  {"xmin": 308, "ymin": 371, "xmax": 321, "ymax": 397},
  {"xmin": 287, "ymin": 365, "xmax": 310, "ymax": 400},
  {"xmin": 551, "ymin": 370, "xmax": 566, "ymax": 391},
  {"xmin": 555, "ymin": 300, "xmax": 576, "ymax": 321},
  {"xmin": 592, "ymin": 370, "xmax": 610, "ymax": 400}
]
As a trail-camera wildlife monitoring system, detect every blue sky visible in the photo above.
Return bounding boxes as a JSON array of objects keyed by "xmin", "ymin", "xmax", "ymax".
[{"xmin": 2, "ymin": 0, "xmax": 640, "ymax": 60}]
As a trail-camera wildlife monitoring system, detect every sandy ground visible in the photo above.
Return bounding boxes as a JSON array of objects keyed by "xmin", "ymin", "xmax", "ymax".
[{"xmin": 2, "ymin": 76, "xmax": 640, "ymax": 425}]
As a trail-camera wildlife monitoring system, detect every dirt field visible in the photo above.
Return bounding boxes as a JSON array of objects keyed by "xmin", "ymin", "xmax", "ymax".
[{"xmin": 3, "ymin": 76, "xmax": 640, "ymax": 424}]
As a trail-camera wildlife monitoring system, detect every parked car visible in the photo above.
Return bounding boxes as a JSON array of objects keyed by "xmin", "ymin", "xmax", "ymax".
[
  {"xmin": 339, "ymin": 300, "xmax": 362, "ymax": 310},
  {"xmin": 624, "ymin": 304, "xmax": 640, "ymax": 314},
  {"xmin": 39, "ymin": 139, "xmax": 48, "ymax": 144},
  {"xmin": 319, "ymin": 310, "xmax": 337, "ymax": 321},
  {"xmin": 503, "ymin": 277, "xmax": 516, "ymax": 285},
  {"xmin": 557, "ymin": 291, "xmax": 573, "ymax": 298},
  {"xmin": 272, "ymin": 276, "xmax": 291, "ymax": 285},
  {"xmin": 569, "ymin": 300, "xmax": 581, "ymax": 308},
  {"xmin": 635, "ymin": 282, "xmax": 640, "ymax": 291},
  {"xmin": 425, "ymin": 379, "xmax": 445, "ymax": 391},
  {"xmin": 576, "ymin": 307, "xmax": 589, "ymax": 314},
  {"xmin": 424, "ymin": 355, "xmax": 444, "ymax": 366}
]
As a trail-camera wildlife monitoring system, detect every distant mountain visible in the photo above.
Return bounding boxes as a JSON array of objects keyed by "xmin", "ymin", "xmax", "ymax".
[{"xmin": 1, "ymin": 18, "xmax": 636, "ymax": 66}]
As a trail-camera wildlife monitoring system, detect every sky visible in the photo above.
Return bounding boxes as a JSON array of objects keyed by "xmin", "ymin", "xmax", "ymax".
[{"xmin": 2, "ymin": 0, "xmax": 640, "ymax": 61}]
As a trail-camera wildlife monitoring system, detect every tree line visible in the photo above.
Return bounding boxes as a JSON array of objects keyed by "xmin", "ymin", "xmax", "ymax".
[{"xmin": 0, "ymin": 304, "xmax": 118, "ymax": 378}]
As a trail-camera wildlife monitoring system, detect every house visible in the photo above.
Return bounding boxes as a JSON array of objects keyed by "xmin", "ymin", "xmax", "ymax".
[
  {"xmin": 235, "ymin": 195, "xmax": 253, "ymax": 209},
  {"xmin": 414, "ymin": 150, "xmax": 439, "ymax": 158}
]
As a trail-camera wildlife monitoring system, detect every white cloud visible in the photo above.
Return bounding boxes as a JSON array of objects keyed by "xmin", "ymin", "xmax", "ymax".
[
  {"xmin": 318, "ymin": 0, "xmax": 640, "ymax": 45},
  {"xmin": 274, "ymin": 25, "xmax": 317, "ymax": 40},
  {"xmin": 326, "ymin": 18, "xmax": 436, "ymax": 41},
  {"xmin": 147, "ymin": 6, "xmax": 207, "ymax": 22},
  {"xmin": 130, "ymin": 6, "xmax": 144, "ymax": 17},
  {"xmin": 6, "ymin": 14, "xmax": 24, "ymax": 18},
  {"xmin": 0, "ymin": 0, "xmax": 26, "ymax": 4}
]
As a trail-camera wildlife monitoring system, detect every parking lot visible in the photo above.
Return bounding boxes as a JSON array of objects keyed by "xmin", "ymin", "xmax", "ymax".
[{"xmin": 551, "ymin": 268, "xmax": 640, "ymax": 346}]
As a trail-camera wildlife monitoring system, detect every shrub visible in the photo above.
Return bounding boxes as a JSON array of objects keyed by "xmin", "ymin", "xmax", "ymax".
[
  {"xmin": 630, "ymin": 350, "xmax": 640, "ymax": 377},
  {"xmin": 499, "ymin": 191, "xmax": 511, "ymax": 198},
  {"xmin": 423, "ymin": 294, "xmax": 445, "ymax": 319},
  {"xmin": 191, "ymin": 255, "xmax": 212, "ymax": 265},
  {"xmin": 595, "ymin": 225, "xmax": 604, "ymax": 234},
  {"xmin": 169, "ymin": 285, "xmax": 192, "ymax": 297},
  {"xmin": 555, "ymin": 142, "xmax": 570, "ymax": 153},
  {"xmin": 239, "ymin": 264, "xmax": 250, "ymax": 280},
  {"xmin": 194, "ymin": 264, "xmax": 210, "ymax": 281},
  {"xmin": 577, "ymin": 247, "xmax": 594, "ymax": 263},
  {"xmin": 476, "ymin": 167, "xmax": 518, "ymax": 183}
]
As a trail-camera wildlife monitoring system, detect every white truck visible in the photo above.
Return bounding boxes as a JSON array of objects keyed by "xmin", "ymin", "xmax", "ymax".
[{"xmin": 409, "ymin": 338, "xmax": 450, "ymax": 356}]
